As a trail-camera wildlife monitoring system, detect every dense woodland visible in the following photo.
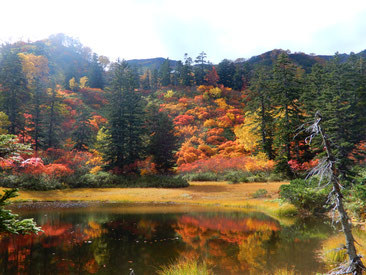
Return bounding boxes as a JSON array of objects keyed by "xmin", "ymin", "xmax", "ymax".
[{"xmin": 0, "ymin": 33, "xmax": 365, "ymax": 193}]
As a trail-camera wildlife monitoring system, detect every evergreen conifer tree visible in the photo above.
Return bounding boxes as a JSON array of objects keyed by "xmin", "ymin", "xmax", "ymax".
[
  {"xmin": 106, "ymin": 60, "xmax": 146, "ymax": 172},
  {"xmin": 147, "ymin": 104, "xmax": 177, "ymax": 173},
  {"xmin": 0, "ymin": 45, "xmax": 29, "ymax": 135}
]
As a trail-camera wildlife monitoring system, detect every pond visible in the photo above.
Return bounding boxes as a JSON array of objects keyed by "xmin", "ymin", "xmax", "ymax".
[{"xmin": 0, "ymin": 202, "xmax": 334, "ymax": 275}]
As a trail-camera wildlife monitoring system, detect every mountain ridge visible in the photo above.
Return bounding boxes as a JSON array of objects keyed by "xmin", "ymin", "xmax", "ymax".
[{"xmin": 126, "ymin": 49, "xmax": 366, "ymax": 72}]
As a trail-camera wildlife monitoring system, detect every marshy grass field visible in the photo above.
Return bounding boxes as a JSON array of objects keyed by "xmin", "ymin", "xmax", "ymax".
[
  {"xmin": 4, "ymin": 181, "xmax": 295, "ymax": 216},
  {"xmin": 6, "ymin": 181, "xmax": 284, "ymax": 203}
]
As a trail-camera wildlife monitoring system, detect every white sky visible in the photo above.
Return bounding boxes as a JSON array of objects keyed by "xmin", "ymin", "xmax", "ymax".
[{"xmin": 1, "ymin": 0, "xmax": 366, "ymax": 63}]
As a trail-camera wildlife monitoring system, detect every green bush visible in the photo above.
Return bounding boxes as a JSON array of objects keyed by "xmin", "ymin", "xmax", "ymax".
[
  {"xmin": 0, "ymin": 172, "xmax": 189, "ymax": 190},
  {"xmin": 180, "ymin": 170, "xmax": 282, "ymax": 184},
  {"xmin": 0, "ymin": 174, "xmax": 62, "ymax": 191},
  {"xmin": 345, "ymin": 183, "xmax": 366, "ymax": 220},
  {"xmin": 279, "ymin": 179, "xmax": 329, "ymax": 215},
  {"xmin": 252, "ymin": 189, "xmax": 268, "ymax": 198},
  {"xmin": 267, "ymin": 174, "xmax": 284, "ymax": 182},
  {"xmin": 73, "ymin": 173, "xmax": 189, "ymax": 188},
  {"xmin": 354, "ymin": 184, "xmax": 366, "ymax": 201},
  {"xmin": 133, "ymin": 175, "xmax": 189, "ymax": 188},
  {"xmin": 182, "ymin": 172, "xmax": 219, "ymax": 181},
  {"xmin": 223, "ymin": 170, "xmax": 249, "ymax": 184},
  {"xmin": 73, "ymin": 172, "xmax": 115, "ymax": 188},
  {"xmin": 247, "ymin": 174, "xmax": 268, "ymax": 182}
]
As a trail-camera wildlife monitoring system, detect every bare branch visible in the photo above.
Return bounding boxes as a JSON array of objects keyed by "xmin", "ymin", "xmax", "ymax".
[{"xmin": 301, "ymin": 111, "xmax": 365, "ymax": 275}]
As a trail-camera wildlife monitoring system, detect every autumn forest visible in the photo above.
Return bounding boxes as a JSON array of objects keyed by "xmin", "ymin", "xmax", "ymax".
[
  {"xmin": 1, "ymin": 33, "xmax": 366, "ymax": 274},
  {"xmin": 1, "ymin": 34, "xmax": 365, "ymax": 186}
]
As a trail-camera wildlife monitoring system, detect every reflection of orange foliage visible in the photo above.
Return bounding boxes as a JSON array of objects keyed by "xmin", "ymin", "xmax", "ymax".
[
  {"xmin": 137, "ymin": 219, "xmax": 158, "ymax": 239},
  {"xmin": 238, "ymin": 231, "xmax": 272, "ymax": 273},
  {"xmin": 84, "ymin": 259, "xmax": 99, "ymax": 274},
  {"xmin": 0, "ymin": 220, "xmax": 106, "ymax": 274},
  {"xmin": 174, "ymin": 214, "xmax": 280, "ymax": 274},
  {"xmin": 41, "ymin": 223, "xmax": 73, "ymax": 237}
]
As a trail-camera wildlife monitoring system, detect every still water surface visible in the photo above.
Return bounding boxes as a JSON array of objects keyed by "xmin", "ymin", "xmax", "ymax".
[{"xmin": 0, "ymin": 202, "xmax": 333, "ymax": 274}]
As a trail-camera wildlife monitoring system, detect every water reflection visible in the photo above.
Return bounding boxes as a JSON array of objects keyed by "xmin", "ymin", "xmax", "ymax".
[{"xmin": 0, "ymin": 203, "xmax": 331, "ymax": 275}]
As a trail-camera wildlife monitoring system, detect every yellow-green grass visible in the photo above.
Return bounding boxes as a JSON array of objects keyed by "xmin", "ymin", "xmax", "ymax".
[
  {"xmin": 157, "ymin": 258, "xmax": 213, "ymax": 275},
  {"xmin": 2, "ymin": 181, "xmax": 294, "ymax": 217},
  {"xmin": 270, "ymin": 268, "xmax": 297, "ymax": 275},
  {"xmin": 4, "ymin": 181, "xmax": 286, "ymax": 202},
  {"xmin": 321, "ymin": 228, "xmax": 366, "ymax": 268}
]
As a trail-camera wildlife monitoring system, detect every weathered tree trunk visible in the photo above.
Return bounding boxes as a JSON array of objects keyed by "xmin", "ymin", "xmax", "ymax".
[{"xmin": 316, "ymin": 114, "xmax": 364, "ymax": 275}]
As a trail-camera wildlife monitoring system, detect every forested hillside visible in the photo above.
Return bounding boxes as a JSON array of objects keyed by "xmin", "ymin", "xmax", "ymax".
[{"xmin": 0, "ymin": 34, "xmax": 365, "ymax": 189}]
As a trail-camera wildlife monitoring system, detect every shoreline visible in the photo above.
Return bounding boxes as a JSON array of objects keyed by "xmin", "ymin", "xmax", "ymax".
[{"xmin": 3, "ymin": 181, "xmax": 295, "ymax": 217}]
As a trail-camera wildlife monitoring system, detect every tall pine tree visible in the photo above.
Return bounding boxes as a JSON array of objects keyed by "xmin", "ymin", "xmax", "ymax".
[
  {"xmin": 0, "ymin": 45, "xmax": 29, "ymax": 135},
  {"xmin": 271, "ymin": 53, "xmax": 303, "ymax": 177},
  {"xmin": 106, "ymin": 60, "xmax": 146, "ymax": 172}
]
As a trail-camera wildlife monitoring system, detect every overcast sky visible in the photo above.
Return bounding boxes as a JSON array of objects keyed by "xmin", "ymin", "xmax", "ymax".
[{"xmin": 2, "ymin": 0, "xmax": 366, "ymax": 63}]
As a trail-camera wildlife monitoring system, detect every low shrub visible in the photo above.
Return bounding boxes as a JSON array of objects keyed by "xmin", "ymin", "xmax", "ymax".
[
  {"xmin": 181, "ymin": 170, "xmax": 282, "ymax": 183},
  {"xmin": 279, "ymin": 179, "xmax": 329, "ymax": 215},
  {"xmin": 247, "ymin": 174, "xmax": 268, "ymax": 182},
  {"xmin": 223, "ymin": 170, "xmax": 249, "ymax": 184},
  {"xmin": 0, "ymin": 174, "xmax": 62, "ymax": 191},
  {"xmin": 122, "ymin": 175, "xmax": 189, "ymax": 188},
  {"xmin": 252, "ymin": 189, "xmax": 268, "ymax": 198},
  {"xmin": 182, "ymin": 172, "xmax": 219, "ymax": 181},
  {"xmin": 345, "ymin": 183, "xmax": 366, "ymax": 220},
  {"xmin": 0, "ymin": 172, "xmax": 189, "ymax": 190},
  {"xmin": 73, "ymin": 171, "xmax": 115, "ymax": 188},
  {"xmin": 267, "ymin": 174, "xmax": 284, "ymax": 182}
]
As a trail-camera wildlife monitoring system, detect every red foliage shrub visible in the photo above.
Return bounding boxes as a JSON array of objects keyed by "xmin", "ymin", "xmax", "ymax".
[
  {"xmin": 206, "ymin": 135, "xmax": 226, "ymax": 145},
  {"xmin": 43, "ymin": 163, "xmax": 74, "ymax": 178},
  {"xmin": 173, "ymin": 115, "xmax": 195, "ymax": 126},
  {"xmin": 178, "ymin": 155, "xmax": 274, "ymax": 174},
  {"xmin": 288, "ymin": 159, "xmax": 319, "ymax": 172}
]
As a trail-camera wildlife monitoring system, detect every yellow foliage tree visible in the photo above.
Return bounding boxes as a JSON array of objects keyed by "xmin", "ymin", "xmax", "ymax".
[
  {"xmin": 18, "ymin": 53, "xmax": 48, "ymax": 89},
  {"xmin": 234, "ymin": 112, "xmax": 260, "ymax": 152},
  {"xmin": 69, "ymin": 77, "xmax": 79, "ymax": 91},
  {"xmin": 215, "ymin": 98, "xmax": 230, "ymax": 110},
  {"xmin": 164, "ymin": 90, "xmax": 175, "ymax": 99},
  {"xmin": 0, "ymin": 112, "xmax": 10, "ymax": 134},
  {"xmin": 79, "ymin": 76, "xmax": 89, "ymax": 89},
  {"xmin": 208, "ymin": 87, "xmax": 222, "ymax": 98}
]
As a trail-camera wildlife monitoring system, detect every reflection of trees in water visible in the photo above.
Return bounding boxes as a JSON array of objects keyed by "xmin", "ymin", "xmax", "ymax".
[
  {"xmin": 174, "ymin": 214, "xmax": 332, "ymax": 275},
  {"xmin": 174, "ymin": 214, "xmax": 280, "ymax": 274},
  {"xmin": 0, "ymin": 211, "xmax": 332, "ymax": 275},
  {"xmin": 0, "ymin": 220, "xmax": 106, "ymax": 274}
]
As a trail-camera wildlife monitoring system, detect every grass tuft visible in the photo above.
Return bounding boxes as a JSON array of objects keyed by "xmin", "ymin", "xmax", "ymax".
[
  {"xmin": 157, "ymin": 258, "xmax": 213, "ymax": 275},
  {"xmin": 321, "ymin": 229, "xmax": 366, "ymax": 267}
]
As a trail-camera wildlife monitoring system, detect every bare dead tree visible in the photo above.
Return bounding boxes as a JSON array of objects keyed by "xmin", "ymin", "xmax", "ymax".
[{"xmin": 299, "ymin": 111, "xmax": 365, "ymax": 275}]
